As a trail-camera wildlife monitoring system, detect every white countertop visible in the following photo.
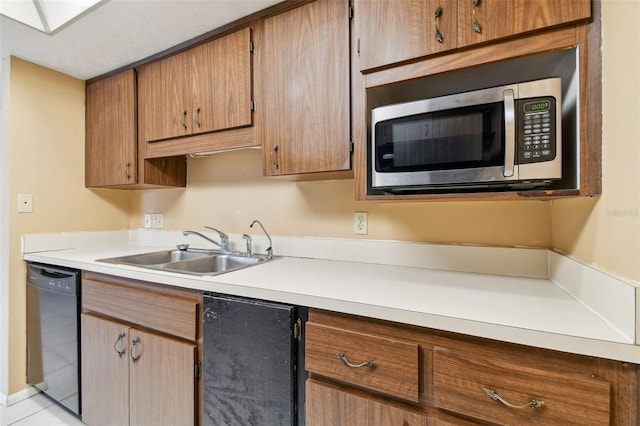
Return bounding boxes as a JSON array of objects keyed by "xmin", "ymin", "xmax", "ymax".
[{"xmin": 22, "ymin": 231, "xmax": 640, "ymax": 363}]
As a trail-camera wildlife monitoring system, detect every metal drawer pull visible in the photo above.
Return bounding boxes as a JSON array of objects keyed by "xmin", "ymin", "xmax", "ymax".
[
  {"xmin": 434, "ymin": 6, "xmax": 444, "ymax": 43},
  {"xmin": 131, "ymin": 337, "xmax": 141, "ymax": 364},
  {"xmin": 113, "ymin": 333, "xmax": 126, "ymax": 358},
  {"xmin": 337, "ymin": 352, "xmax": 375, "ymax": 369},
  {"xmin": 484, "ymin": 387, "xmax": 544, "ymax": 409}
]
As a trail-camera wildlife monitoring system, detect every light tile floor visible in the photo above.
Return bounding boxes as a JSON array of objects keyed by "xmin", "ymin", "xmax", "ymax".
[{"xmin": 0, "ymin": 393, "xmax": 84, "ymax": 426}]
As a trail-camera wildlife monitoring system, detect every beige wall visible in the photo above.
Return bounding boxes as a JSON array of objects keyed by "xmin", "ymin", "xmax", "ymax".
[
  {"xmin": 551, "ymin": 0, "xmax": 640, "ymax": 282},
  {"xmin": 6, "ymin": 58, "xmax": 130, "ymax": 393},
  {"xmin": 131, "ymin": 150, "xmax": 551, "ymax": 248}
]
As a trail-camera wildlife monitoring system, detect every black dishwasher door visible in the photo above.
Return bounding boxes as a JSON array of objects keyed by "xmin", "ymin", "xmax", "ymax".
[{"xmin": 203, "ymin": 293, "xmax": 306, "ymax": 426}]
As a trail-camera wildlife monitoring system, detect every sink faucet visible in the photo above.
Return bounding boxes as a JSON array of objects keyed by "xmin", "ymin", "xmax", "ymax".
[
  {"xmin": 182, "ymin": 227, "xmax": 229, "ymax": 252},
  {"xmin": 204, "ymin": 226, "xmax": 230, "ymax": 251},
  {"xmin": 249, "ymin": 220, "xmax": 273, "ymax": 259}
]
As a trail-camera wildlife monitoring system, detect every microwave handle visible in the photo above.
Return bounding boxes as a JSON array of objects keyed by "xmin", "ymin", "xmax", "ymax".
[{"xmin": 503, "ymin": 89, "xmax": 515, "ymax": 177}]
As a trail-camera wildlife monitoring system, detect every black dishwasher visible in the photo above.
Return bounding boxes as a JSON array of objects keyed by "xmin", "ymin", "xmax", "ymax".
[
  {"xmin": 203, "ymin": 293, "xmax": 307, "ymax": 426},
  {"xmin": 26, "ymin": 262, "xmax": 81, "ymax": 416}
]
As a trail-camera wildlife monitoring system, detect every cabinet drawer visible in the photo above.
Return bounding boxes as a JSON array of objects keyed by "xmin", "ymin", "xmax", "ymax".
[
  {"xmin": 82, "ymin": 278, "xmax": 198, "ymax": 341},
  {"xmin": 306, "ymin": 322, "xmax": 419, "ymax": 402},
  {"xmin": 306, "ymin": 379, "xmax": 427, "ymax": 426},
  {"xmin": 433, "ymin": 347, "xmax": 610, "ymax": 425}
]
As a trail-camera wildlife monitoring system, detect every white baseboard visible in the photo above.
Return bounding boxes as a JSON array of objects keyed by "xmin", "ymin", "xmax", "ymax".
[{"xmin": 0, "ymin": 386, "xmax": 40, "ymax": 407}]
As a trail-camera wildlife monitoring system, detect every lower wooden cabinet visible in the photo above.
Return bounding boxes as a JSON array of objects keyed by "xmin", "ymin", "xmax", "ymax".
[
  {"xmin": 80, "ymin": 272, "xmax": 201, "ymax": 426},
  {"xmin": 305, "ymin": 309, "xmax": 640, "ymax": 426},
  {"xmin": 306, "ymin": 380, "xmax": 427, "ymax": 426}
]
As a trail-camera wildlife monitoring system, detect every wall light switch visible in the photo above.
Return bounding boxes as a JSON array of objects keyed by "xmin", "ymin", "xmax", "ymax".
[
  {"xmin": 151, "ymin": 213, "xmax": 164, "ymax": 229},
  {"xmin": 17, "ymin": 194, "xmax": 33, "ymax": 213}
]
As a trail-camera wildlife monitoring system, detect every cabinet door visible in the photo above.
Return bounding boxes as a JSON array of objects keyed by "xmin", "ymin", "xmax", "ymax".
[
  {"xmin": 262, "ymin": 0, "xmax": 351, "ymax": 176},
  {"xmin": 192, "ymin": 28, "xmax": 252, "ymax": 134},
  {"xmin": 306, "ymin": 380, "xmax": 428, "ymax": 426},
  {"xmin": 85, "ymin": 69, "xmax": 137, "ymax": 187},
  {"xmin": 129, "ymin": 328, "xmax": 197, "ymax": 426},
  {"xmin": 81, "ymin": 314, "xmax": 130, "ymax": 426},
  {"xmin": 138, "ymin": 51, "xmax": 191, "ymax": 142},
  {"xmin": 355, "ymin": 0, "xmax": 457, "ymax": 71},
  {"xmin": 457, "ymin": 0, "xmax": 591, "ymax": 48}
]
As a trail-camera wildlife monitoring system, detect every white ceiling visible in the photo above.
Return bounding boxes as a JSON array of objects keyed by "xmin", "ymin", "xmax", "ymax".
[{"xmin": 0, "ymin": 0, "xmax": 282, "ymax": 80}]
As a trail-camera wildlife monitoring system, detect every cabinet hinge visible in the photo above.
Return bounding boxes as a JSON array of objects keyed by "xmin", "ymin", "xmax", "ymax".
[
  {"xmin": 350, "ymin": 139, "xmax": 355, "ymax": 153},
  {"xmin": 250, "ymin": 41, "xmax": 255, "ymax": 55},
  {"xmin": 293, "ymin": 318, "xmax": 302, "ymax": 342},
  {"xmin": 194, "ymin": 361, "xmax": 201, "ymax": 379},
  {"xmin": 349, "ymin": 5, "xmax": 354, "ymax": 20},
  {"xmin": 250, "ymin": 100, "xmax": 256, "ymax": 112},
  {"xmin": 356, "ymin": 38, "xmax": 360, "ymax": 57}
]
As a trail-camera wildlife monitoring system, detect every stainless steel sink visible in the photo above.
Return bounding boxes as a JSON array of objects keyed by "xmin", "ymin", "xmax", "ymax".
[
  {"xmin": 98, "ymin": 249, "xmax": 211, "ymax": 266},
  {"xmin": 97, "ymin": 249, "xmax": 271, "ymax": 276},
  {"xmin": 161, "ymin": 254, "xmax": 264, "ymax": 275}
]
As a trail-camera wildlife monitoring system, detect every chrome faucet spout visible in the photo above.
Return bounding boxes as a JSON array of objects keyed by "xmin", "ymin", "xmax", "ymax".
[
  {"xmin": 204, "ymin": 226, "xmax": 230, "ymax": 251},
  {"xmin": 182, "ymin": 230, "xmax": 223, "ymax": 250},
  {"xmin": 249, "ymin": 220, "xmax": 273, "ymax": 259}
]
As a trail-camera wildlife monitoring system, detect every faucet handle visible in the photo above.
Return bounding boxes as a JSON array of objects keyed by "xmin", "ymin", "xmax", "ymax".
[
  {"xmin": 204, "ymin": 226, "xmax": 229, "ymax": 251},
  {"xmin": 242, "ymin": 234, "xmax": 253, "ymax": 256},
  {"xmin": 176, "ymin": 243, "xmax": 190, "ymax": 251}
]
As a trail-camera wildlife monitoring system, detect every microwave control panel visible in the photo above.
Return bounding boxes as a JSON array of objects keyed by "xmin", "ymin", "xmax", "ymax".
[{"xmin": 517, "ymin": 97, "xmax": 557, "ymax": 164}]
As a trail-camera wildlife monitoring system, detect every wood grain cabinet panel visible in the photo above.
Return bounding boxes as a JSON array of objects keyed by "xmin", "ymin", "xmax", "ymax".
[
  {"xmin": 261, "ymin": 0, "xmax": 351, "ymax": 176},
  {"xmin": 306, "ymin": 309, "xmax": 639, "ymax": 425},
  {"xmin": 138, "ymin": 27, "xmax": 253, "ymax": 150},
  {"xmin": 80, "ymin": 273, "xmax": 201, "ymax": 426},
  {"xmin": 457, "ymin": 0, "xmax": 591, "ymax": 48},
  {"xmin": 433, "ymin": 346, "xmax": 611, "ymax": 425},
  {"xmin": 306, "ymin": 380, "xmax": 428, "ymax": 426},
  {"xmin": 129, "ymin": 328, "xmax": 197, "ymax": 426},
  {"xmin": 85, "ymin": 70, "xmax": 137, "ymax": 187},
  {"xmin": 354, "ymin": 0, "xmax": 458, "ymax": 71},
  {"xmin": 306, "ymin": 321, "xmax": 419, "ymax": 402},
  {"xmin": 191, "ymin": 28, "xmax": 252, "ymax": 134},
  {"xmin": 82, "ymin": 278, "xmax": 198, "ymax": 341},
  {"xmin": 81, "ymin": 314, "xmax": 130, "ymax": 426},
  {"xmin": 85, "ymin": 69, "xmax": 186, "ymax": 189}
]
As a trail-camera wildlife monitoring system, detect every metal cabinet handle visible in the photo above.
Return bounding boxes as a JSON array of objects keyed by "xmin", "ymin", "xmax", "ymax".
[
  {"xmin": 181, "ymin": 110, "xmax": 188, "ymax": 130},
  {"xmin": 484, "ymin": 387, "xmax": 544, "ymax": 409},
  {"xmin": 434, "ymin": 6, "xmax": 444, "ymax": 43},
  {"xmin": 194, "ymin": 106, "xmax": 201, "ymax": 128},
  {"xmin": 113, "ymin": 333, "xmax": 126, "ymax": 358},
  {"xmin": 472, "ymin": 0, "xmax": 482, "ymax": 33},
  {"xmin": 131, "ymin": 337, "xmax": 141, "ymax": 364},
  {"xmin": 337, "ymin": 352, "xmax": 375, "ymax": 368},
  {"xmin": 271, "ymin": 144, "xmax": 279, "ymax": 170}
]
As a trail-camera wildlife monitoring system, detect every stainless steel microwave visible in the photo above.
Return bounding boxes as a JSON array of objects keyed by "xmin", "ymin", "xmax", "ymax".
[{"xmin": 370, "ymin": 78, "xmax": 562, "ymax": 192}]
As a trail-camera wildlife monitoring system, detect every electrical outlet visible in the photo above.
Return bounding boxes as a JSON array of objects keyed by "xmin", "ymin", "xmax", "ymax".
[
  {"xmin": 143, "ymin": 214, "xmax": 152, "ymax": 229},
  {"xmin": 354, "ymin": 211, "xmax": 368, "ymax": 235},
  {"xmin": 17, "ymin": 194, "xmax": 33, "ymax": 213},
  {"xmin": 151, "ymin": 213, "xmax": 164, "ymax": 229}
]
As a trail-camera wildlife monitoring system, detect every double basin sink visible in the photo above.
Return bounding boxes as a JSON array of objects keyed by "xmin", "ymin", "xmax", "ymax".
[{"xmin": 98, "ymin": 249, "xmax": 271, "ymax": 276}]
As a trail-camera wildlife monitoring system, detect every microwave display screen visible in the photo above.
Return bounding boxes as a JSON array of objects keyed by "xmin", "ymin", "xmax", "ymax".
[{"xmin": 375, "ymin": 103, "xmax": 504, "ymax": 173}]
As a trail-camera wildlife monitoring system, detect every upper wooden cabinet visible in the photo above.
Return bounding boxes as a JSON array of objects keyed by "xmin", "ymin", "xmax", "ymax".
[
  {"xmin": 85, "ymin": 69, "xmax": 186, "ymax": 189},
  {"xmin": 457, "ymin": 0, "xmax": 591, "ymax": 48},
  {"xmin": 138, "ymin": 27, "xmax": 253, "ymax": 143},
  {"xmin": 261, "ymin": 0, "xmax": 351, "ymax": 177},
  {"xmin": 85, "ymin": 70, "xmax": 137, "ymax": 187},
  {"xmin": 355, "ymin": 0, "xmax": 591, "ymax": 72},
  {"xmin": 355, "ymin": 0, "xmax": 458, "ymax": 71}
]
